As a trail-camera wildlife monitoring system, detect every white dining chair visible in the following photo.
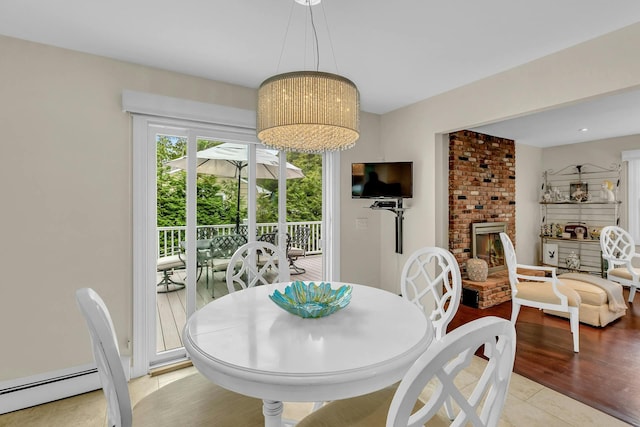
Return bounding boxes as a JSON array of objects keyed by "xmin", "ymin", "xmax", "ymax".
[
  {"xmin": 500, "ymin": 232, "xmax": 580, "ymax": 352},
  {"xmin": 226, "ymin": 240, "xmax": 290, "ymax": 293},
  {"xmin": 600, "ymin": 225, "xmax": 640, "ymax": 303},
  {"xmin": 75, "ymin": 288, "xmax": 264, "ymax": 427},
  {"xmin": 401, "ymin": 246, "xmax": 462, "ymax": 340},
  {"xmin": 296, "ymin": 316, "xmax": 516, "ymax": 427},
  {"xmin": 302, "ymin": 246, "xmax": 463, "ymax": 417}
]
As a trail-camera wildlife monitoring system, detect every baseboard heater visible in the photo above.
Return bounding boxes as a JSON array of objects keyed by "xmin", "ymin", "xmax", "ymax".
[{"xmin": 0, "ymin": 366, "xmax": 101, "ymax": 415}]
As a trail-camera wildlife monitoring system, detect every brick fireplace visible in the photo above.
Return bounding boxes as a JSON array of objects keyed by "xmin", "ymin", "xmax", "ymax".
[{"xmin": 448, "ymin": 130, "xmax": 516, "ymax": 276}]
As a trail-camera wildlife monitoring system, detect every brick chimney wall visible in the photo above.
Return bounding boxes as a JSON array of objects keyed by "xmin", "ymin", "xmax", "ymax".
[{"xmin": 449, "ymin": 130, "xmax": 516, "ymax": 273}]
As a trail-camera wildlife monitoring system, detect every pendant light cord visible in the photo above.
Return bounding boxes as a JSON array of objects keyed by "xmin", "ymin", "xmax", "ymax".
[
  {"xmin": 307, "ymin": 2, "xmax": 320, "ymax": 71},
  {"xmin": 276, "ymin": 1, "xmax": 295, "ymax": 73},
  {"xmin": 276, "ymin": 0, "xmax": 339, "ymax": 74}
]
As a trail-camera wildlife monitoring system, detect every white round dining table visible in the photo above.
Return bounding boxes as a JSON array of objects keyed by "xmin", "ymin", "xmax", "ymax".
[{"xmin": 183, "ymin": 282, "xmax": 433, "ymax": 427}]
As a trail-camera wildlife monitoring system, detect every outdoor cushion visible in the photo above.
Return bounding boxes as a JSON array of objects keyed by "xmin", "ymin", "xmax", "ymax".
[
  {"xmin": 157, "ymin": 255, "xmax": 185, "ymax": 270},
  {"xmin": 288, "ymin": 247, "xmax": 305, "ymax": 257}
]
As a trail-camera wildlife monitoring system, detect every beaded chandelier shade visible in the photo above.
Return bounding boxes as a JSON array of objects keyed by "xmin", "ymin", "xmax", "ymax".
[{"xmin": 257, "ymin": 71, "xmax": 360, "ymax": 153}]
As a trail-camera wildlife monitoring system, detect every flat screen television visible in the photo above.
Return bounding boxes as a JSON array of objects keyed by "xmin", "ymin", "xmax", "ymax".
[{"xmin": 351, "ymin": 162, "xmax": 413, "ymax": 198}]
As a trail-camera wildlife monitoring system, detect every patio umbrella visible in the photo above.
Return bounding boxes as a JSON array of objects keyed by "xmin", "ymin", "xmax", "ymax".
[{"xmin": 166, "ymin": 142, "xmax": 304, "ymax": 231}]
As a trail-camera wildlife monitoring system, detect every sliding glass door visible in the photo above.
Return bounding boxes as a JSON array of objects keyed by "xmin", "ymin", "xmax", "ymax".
[{"xmin": 137, "ymin": 117, "xmax": 324, "ymax": 369}]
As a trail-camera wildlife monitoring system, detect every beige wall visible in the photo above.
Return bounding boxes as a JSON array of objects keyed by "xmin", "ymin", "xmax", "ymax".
[
  {"xmin": 515, "ymin": 143, "xmax": 544, "ymax": 264},
  {"xmin": 0, "ymin": 35, "xmax": 255, "ymax": 381},
  {"xmin": 2, "ymin": 20, "xmax": 640, "ymax": 387},
  {"xmin": 339, "ymin": 112, "xmax": 384, "ymax": 286}
]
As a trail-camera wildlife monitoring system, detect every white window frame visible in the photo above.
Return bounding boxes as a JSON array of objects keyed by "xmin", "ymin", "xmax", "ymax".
[{"xmin": 123, "ymin": 90, "xmax": 340, "ymax": 377}]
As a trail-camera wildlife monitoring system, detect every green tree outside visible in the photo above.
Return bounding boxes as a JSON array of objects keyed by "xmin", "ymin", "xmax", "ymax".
[{"xmin": 156, "ymin": 136, "xmax": 322, "ymax": 227}]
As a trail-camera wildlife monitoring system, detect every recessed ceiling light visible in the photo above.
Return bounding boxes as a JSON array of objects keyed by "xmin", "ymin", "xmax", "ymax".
[{"xmin": 579, "ymin": 128, "xmax": 589, "ymax": 132}]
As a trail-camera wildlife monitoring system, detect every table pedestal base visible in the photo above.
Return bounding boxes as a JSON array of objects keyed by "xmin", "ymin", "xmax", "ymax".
[{"xmin": 262, "ymin": 399, "xmax": 283, "ymax": 427}]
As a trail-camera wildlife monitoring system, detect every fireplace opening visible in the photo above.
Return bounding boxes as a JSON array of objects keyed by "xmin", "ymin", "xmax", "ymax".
[{"xmin": 471, "ymin": 222, "xmax": 507, "ymax": 274}]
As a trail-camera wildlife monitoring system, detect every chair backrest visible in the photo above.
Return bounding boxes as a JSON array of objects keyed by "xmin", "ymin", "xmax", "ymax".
[
  {"xmin": 75, "ymin": 288, "xmax": 132, "ymax": 427},
  {"xmin": 257, "ymin": 231, "xmax": 278, "ymax": 246},
  {"xmin": 601, "ymin": 226, "xmax": 636, "ymax": 265},
  {"xmin": 400, "ymin": 246, "xmax": 461, "ymax": 340},
  {"xmin": 288, "ymin": 226, "xmax": 311, "ymax": 252},
  {"xmin": 210, "ymin": 234, "xmax": 248, "ymax": 258},
  {"xmin": 499, "ymin": 232, "xmax": 519, "ymax": 295},
  {"xmin": 387, "ymin": 316, "xmax": 516, "ymax": 427},
  {"xmin": 226, "ymin": 241, "xmax": 290, "ymax": 293}
]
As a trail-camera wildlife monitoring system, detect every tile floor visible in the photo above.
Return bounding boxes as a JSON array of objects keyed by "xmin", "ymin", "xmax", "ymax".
[{"xmin": 0, "ymin": 359, "xmax": 631, "ymax": 426}]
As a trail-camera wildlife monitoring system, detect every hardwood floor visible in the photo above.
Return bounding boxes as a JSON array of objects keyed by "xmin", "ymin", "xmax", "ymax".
[{"xmin": 448, "ymin": 288, "xmax": 640, "ymax": 426}]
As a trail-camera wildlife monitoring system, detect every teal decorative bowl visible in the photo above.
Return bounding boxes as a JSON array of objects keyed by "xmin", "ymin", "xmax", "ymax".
[{"xmin": 269, "ymin": 281, "xmax": 352, "ymax": 318}]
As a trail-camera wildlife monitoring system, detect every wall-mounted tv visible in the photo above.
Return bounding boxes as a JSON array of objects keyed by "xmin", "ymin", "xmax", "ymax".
[{"xmin": 351, "ymin": 162, "xmax": 413, "ymax": 198}]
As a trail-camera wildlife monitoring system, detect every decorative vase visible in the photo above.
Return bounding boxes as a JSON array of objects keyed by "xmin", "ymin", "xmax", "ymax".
[
  {"xmin": 467, "ymin": 258, "xmax": 488, "ymax": 282},
  {"xmin": 566, "ymin": 252, "xmax": 580, "ymax": 270}
]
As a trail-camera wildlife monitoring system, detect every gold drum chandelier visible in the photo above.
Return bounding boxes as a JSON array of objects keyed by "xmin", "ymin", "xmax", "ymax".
[{"xmin": 256, "ymin": 1, "xmax": 360, "ymax": 153}]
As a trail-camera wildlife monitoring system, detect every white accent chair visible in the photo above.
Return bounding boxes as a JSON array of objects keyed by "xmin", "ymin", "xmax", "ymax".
[
  {"xmin": 500, "ymin": 232, "xmax": 580, "ymax": 352},
  {"xmin": 296, "ymin": 316, "xmax": 516, "ymax": 427},
  {"xmin": 75, "ymin": 288, "xmax": 264, "ymax": 427},
  {"xmin": 600, "ymin": 225, "xmax": 640, "ymax": 303},
  {"xmin": 226, "ymin": 241, "xmax": 290, "ymax": 293}
]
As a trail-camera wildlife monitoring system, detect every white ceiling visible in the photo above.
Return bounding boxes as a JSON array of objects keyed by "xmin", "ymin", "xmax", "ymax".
[
  {"xmin": 470, "ymin": 88, "xmax": 640, "ymax": 148},
  {"xmin": 1, "ymin": 0, "xmax": 640, "ymax": 147}
]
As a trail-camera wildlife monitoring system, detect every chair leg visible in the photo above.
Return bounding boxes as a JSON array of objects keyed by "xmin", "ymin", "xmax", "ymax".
[
  {"xmin": 157, "ymin": 269, "xmax": 185, "ymax": 293},
  {"xmin": 569, "ymin": 307, "xmax": 580, "ymax": 353},
  {"xmin": 311, "ymin": 401, "xmax": 325, "ymax": 411},
  {"xmin": 289, "ymin": 257, "xmax": 306, "ymax": 275},
  {"xmin": 444, "ymin": 397, "xmax": 455, "ymax": 420},
  {"xmin": 510, "ymin": 302, "xmax": 521, "ymax": 323},
  {"xmin": 628, "ymin": 285, "xmax": 637, "ymax": 303}
]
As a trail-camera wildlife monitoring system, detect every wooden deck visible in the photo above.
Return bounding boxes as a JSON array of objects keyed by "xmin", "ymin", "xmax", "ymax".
[{"xmin": 156, "ymin": 254, "xmax": 323, "ymax": 353}]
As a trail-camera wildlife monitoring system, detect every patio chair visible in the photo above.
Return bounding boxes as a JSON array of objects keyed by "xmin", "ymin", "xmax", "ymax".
[
  {"xmin": 226, "ymin": 241, "xmax": 290, "ymax": 293},
  {"xmin": 74, "ymin": 288, "xmax": 264, "ymax": 427},
  {"xmin": 296, "ymin": 316, "xmax": 516, "ymax": 427},
  {"xmin": 208, "ymin": 234, "xmax": 248, "ymax": 296},
  {"xmin": 600, "ymin": 225, "xmax": 640, "ymax": 302},
  {"xmin": 287, "ymin": 226, "xmax": 311, "ymax": 275},
  {"xmin": 156, "ymin": 249, "xmax": 186, "ymax": 293},
  {"xmin": 500, "ymin": 232, "xmax": 580, "ymax": 352}
]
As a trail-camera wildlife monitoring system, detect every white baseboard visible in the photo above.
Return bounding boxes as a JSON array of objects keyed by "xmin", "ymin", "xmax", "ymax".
[{"xmin": 0, "ymin": 357, "xmax": 130, "ymax": 415}]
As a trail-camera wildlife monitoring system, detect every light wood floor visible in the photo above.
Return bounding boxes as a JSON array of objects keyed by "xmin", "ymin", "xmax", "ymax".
[
  {"xmin": 3, "ymin": 258, "xmax": 630, "ymax": 426},
  {"xmin": 0, "ymin": 359, "xmax": 628, "ymax": 426},
  {"xmin": 156, "ymin": 255, "xmax": 323, "ymax": 352}
]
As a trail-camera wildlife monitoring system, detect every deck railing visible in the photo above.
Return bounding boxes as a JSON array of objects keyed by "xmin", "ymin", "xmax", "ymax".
[{"xmin": 157, "ymin": 221, "xmax": 322, "ymax": 257}]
